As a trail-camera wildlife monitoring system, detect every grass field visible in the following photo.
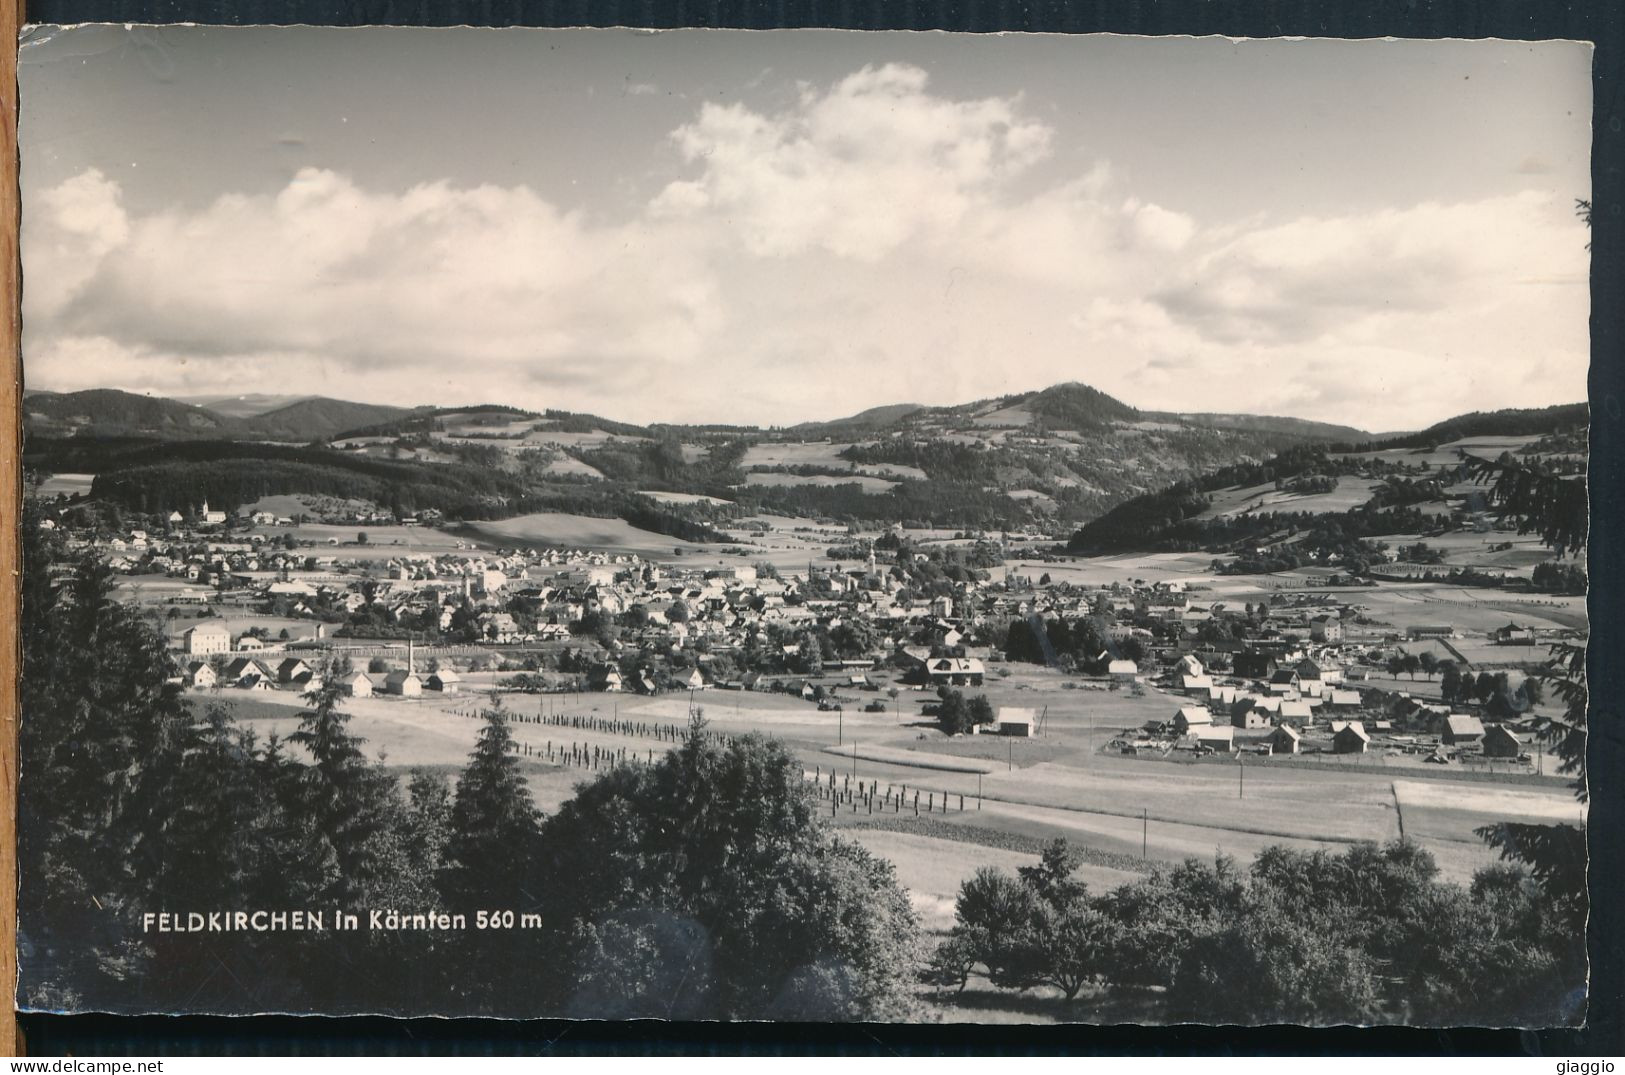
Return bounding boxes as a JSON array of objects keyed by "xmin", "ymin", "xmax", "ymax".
[
  {"xmin": 37, "ymin": 472, "xmax": 95, "ymax": 496},
  {"xmin": 638, "ymin": 490, "xmax": 734, "ymax": 506},
  {"xmin": 192, "ymin": 635, "xmax": 1583, "ymax": 915},
  {"xmin": 1196, "ymin": 478, "xmax": 1383, "ymax": 519},
  {"xmin": 461, "ymin": 513, "xmax": 712, "ymax": 556},
  {"xmin": 740, "ymin": 442, "xmax": 857, "ymax": 469}
]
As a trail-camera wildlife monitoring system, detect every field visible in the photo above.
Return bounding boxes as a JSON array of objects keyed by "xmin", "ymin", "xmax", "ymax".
[
  {"xmin": 1331, "ymin": 434, "xmax": 1544, "ymax": 471},
  {"xmin": 37, "ymin": 472, "xmax": 95, "ymax": 496},
  {"xmin": 1196, "ymin": 477, "xmax": 1384, "ymax": 519},
  {"xmin": 197, "ymin": 646, "xmax": 1579, "ymax": 892},
  {"xmin": 638, "ymin": 490, "xmax": 733, "ymax": 506},
  {"xmin": 459, "ymin": 513, "xmax": 713, "ymax": 556}
]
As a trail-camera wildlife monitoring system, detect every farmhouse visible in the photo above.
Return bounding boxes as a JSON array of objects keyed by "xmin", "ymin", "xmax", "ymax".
[
  {"xmin": 1107, "ymin": 659, "xmax": 1139, "ymax": 682},
  {"xmin": 1231, "ymin": 699, "xmax": 1272, "ymax": 731},
  {"xmin": 342, "ymin": 671, "xmax": 374, "ymax": 698},
  {"xmin": 1482, "ymin": 724, "xmax": 1523, "ymax": 759},
  {"xmin": 1309, "ymin": 615, "xmax": 1343, "ymax": 643},
  {"xmin": 1326, "ymin": 689, "xmax": 1362, "ymax": 708},
  {"xmin": 1278, "ymin": 699, "xmax": 1315, "ymax": 723},
  {"xmin": 928, "ymin": 657, "xmax": 985, "ymax": 687},
  {"xmin": 426, "ymin": 670, "xmax": 462, "ymax": 694},
  {"xmin": 384, "ymin": 670, "xmax": 423, "ymax": 697},
  {"xmin": 1332, "ymin": 721, "xmax": 1371, "ymax": 754},
  {"xmin": 1294, "ymin": 659, "xmax": 1325, "ymax": 698},
  {"xmin": 183, "ymin": 623, "xmax": 232, "ymax": 656},
  {"xmin": 594, "ymin": 668, "xmax": 624, "ymax": 693},
  {"xmin": 1267, "ymin": 723, "xmax": 1302, "ymax": 755},
  {"xmin": 184, "ymin": 661, "xmax": 217, "ymax": 689},
  {"xmin": 1195, "ymin": 726, "xmax": 1235, "ymax": 753},
  {"xmin": 1443, "ymin": 715, "xmax": 1486, "ymax": 746},
  {"xmin": 1494, "ymin": 622, "xmax": 1537, "ymax": 646},
  {"xmin": 1172, "ymin": 706, "xmax": 1213, "ymax": 735},
  {"xmin": 1232, "ymin": 652, "xmax": 1279, "ymax": 679},
  {"xmin": 224, "ymin": 658, "xmax": 272, "ymax": 687},
  {"xmin": 994, "ymin": 707, "xmax": 1036, "ymax": 738},
  {"xmin": 1267, "ymin": 670, "xmax": 1301, "ymax": 696},
  {"xmin": 276, "ymin": 658, "xmax": 317, "ymax": 686}
]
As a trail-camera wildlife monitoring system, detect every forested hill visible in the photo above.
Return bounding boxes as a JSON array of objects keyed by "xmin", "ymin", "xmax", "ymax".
[
  {"xmin": 1068, "ymin": 401, "xmax": 1588, "ymax": 556},
  {"xmin": 24, "ymin": 388, "xmax": 410, "ymax": 443},
  {"xmin": 23, "ymin": 389, "xmax": 238, "ymax": 438},
  {"xmin": 239, "ymin": 398, "xmax": 411, "ymax": 441},
  {"xmin": 1366, "ymin": 403, "xmax": 1590, "ymax": 450}
]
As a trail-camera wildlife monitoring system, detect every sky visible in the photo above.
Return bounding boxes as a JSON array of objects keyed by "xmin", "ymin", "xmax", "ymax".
[{"xmin": 18, "ymin": 26, "xmax": 1593, "ymax": 431}]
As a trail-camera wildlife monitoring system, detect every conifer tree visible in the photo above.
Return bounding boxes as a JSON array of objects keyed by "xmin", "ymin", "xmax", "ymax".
[
  {"xmin": 285, "ymin": 663, "xmax": 404, "ymax": 906},
  {"xmin": 440, "ymin": 705, "xmax": 542, "ymax": 910}
]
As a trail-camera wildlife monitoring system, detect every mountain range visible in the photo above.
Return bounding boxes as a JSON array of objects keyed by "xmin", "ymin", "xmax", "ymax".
[
  {"xmin": 23, "ymin": 383, "xmax": 1370, "ymax": 445},
  {"xmin": 22, "ymin": 382, "xmax": 1587, "ymax": 537},
  {"xmin": 23, "ymin": 390, "xmax": 412, "ymax": 443}
]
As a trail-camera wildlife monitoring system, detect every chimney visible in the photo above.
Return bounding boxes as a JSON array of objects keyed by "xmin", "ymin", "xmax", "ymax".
[{"xmin": 408, "ymin": 639, "xmax": 415, "ymax": 676}]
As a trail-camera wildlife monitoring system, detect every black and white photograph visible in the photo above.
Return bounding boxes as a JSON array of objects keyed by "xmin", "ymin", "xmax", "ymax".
[{"xmin": 16, "ymin": 25, "xmax": 1592, "ymax": 1025}]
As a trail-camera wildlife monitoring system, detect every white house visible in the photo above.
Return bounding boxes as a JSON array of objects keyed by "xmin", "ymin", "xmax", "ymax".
[
  {"xmin": 183, "ymin": 623, "xmax": 232, "ymax": 656},
  {"xmin": 994, "ymin": 707, "xmax": 1036, "ymax": 738},
  {"xmin": 1171, "ymin": 706, "xmax": 1213, "ymax": 735},
  {"xmin": 384, "ymin": 670, "xmax": 422, "ymax": 697},
  {"xmin": 1108, "ymin": 659, "xmax": 1140, "ymax": 682}
]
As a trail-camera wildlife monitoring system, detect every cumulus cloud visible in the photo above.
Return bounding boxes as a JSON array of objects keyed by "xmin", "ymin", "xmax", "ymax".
[
  {"xmin": 21, "ymin": 63, "xmax": 1590, "ymax": 430},
  {"xmin": 651, "ymin": 63, "xmax": 1052, "ymax": 261},
  {"xmin": 1151, "ymin": 193, "xmax": 1584, "ymax": 347},
  {"xmin": 24, "ymin": 168, "xmax": 128, "ymax": 318},
  {"xmin": 32, "ymin": 167, "xmax": 725, "ymax": 399}
]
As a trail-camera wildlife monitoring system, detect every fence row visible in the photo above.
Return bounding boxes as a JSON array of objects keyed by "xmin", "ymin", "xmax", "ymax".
[{"xmin": 803, "ymin": 769, "xmax": 969, "ymax": 816}]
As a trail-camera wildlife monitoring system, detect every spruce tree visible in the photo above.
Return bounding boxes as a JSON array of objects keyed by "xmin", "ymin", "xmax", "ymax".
[
  {"xmin": 440, "ymin": 706, "xmax": 542, "ymax": 910},
  {"xmin": 285, "ymin": 662, "xmax": 403, "ymax": 906}
]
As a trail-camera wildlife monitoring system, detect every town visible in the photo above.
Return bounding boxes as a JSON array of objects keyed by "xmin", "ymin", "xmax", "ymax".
[{"xmin": 34, "ymin": 477, "xmax": 1586, "ymax": 931}]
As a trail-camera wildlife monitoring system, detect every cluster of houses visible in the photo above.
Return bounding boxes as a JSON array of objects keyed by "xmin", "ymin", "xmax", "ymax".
[
  {"xmin": 38, "ymin": 502, "xmax": 1558, "ymax": 775},
  {"xmin": 1150, "ymin": 651, "xmax": 1527, "ymax": 762},
  {"xmin": 183, "ymin": 640, "xmax": 464, "ymax": 698}
]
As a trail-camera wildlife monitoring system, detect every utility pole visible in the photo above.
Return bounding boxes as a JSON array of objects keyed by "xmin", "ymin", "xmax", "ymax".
[
  {"xmin": 1142, "ymin": 808, "xmax": 1148, "ymax": 859},
  {"xmin": 1008, "ymin": 740, "xmax": 1013, "ymax": 772},
  {"xmin": 838, "ymin": 705, "xmax": 844, "ymax": 745},
  {"xmin": 1239, "ymin": 755, "xmax": 1244, "ymax": 799},
  {"xmin": 977, "ymin": 772, "xmax": 982, "ymax": 810}
]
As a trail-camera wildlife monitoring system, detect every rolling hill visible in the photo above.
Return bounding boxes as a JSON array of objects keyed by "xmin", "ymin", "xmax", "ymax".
[
  {"xmin": 23, "ymin": 389, "xmax": 410, "ymax": 443},
  {"xmin": 172, "ymin": 393, "xmax": 315, "ymax": 418},
  {"xmin": 31, "ymin": 382, "xmax": 1582, "ymax": 539},
  {"xmin": 23, "ymin": 389, "xmax": 238, "ymax": 439},
  {"xmin": 239, "ymin": 398, "xmax": 412, "ymax": 442},
  {"xmin": 1067, "ymin": 401, "xmax": 1586, "ymax": 557}
]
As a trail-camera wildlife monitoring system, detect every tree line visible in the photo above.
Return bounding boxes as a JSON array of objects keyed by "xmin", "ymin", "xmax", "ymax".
[{"xmin": 929, "ymin": 836, "xmax": 1582, "ymax": 1024}]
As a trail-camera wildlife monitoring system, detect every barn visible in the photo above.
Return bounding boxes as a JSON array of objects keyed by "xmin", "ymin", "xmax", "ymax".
[
  {"xmin": 1482, "ymin": 724, "xmax": 1523, "ymax": 759},
  {"xmin": 1332, "ymin": 721, "xmax": 1371, "ymax": 754},
  {"xmin": 994, "ymin": 707, "xmax": 1037, "ymax": 738},
  {"xmin": 427, "ymin": 670, "xmax": 462, "ymax": 694},
  {"xmin": 1172, "ymin": 706, "xmax": 1213, "ymax": 735},
  {"xmin": 1267, "ymin": 723, "xmax": 1302, "ymax": 755},
  {"xmin": 1443, "ymin": 714, "xmax": 1486, "ymax": 746}
]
